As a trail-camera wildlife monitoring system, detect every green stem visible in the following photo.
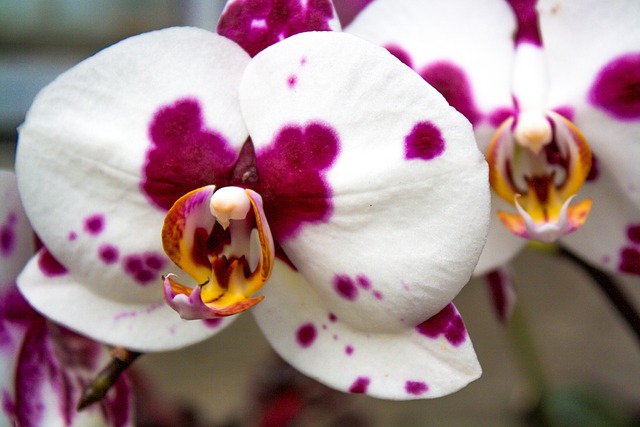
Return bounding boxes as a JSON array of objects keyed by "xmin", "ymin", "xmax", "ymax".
[{"xmin": 506, "ymin": 300, "xmax": 549, "ymax": 397}]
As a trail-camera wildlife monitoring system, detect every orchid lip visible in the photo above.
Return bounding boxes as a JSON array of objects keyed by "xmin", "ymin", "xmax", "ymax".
[
  {"xmin": 162, "ymin": 185, "xmax": 275, "ymax": 319},
  {"xmin": 488, "ymin": 111, "xmax": 593, "ymax": 242}
]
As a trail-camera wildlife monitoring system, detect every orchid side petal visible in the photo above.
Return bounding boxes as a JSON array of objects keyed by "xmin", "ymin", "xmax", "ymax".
[
  {"xmin": 240, "ymin": 31, "xmax": 489, "ymax": 333},
  {"xmin": 15, "ymin": 28, "xmax": 250, "ymax": 349},
  {"xmin": 253, "ymin": 262, "xmax": 481, "ymax": 399}
]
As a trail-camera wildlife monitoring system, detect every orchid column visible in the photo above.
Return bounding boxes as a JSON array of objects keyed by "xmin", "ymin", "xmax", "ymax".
[{"xmin": 15, "ymin": 0, "xmax": 491, "ymax": 400}]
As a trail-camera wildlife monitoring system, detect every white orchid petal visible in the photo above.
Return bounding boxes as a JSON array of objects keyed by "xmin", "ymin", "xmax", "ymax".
[
  {"xmin": 346, "ymin": 0, "xmax": 515, "ymax": 124},
  {"xmin": 253, "ymin": 262, "xmax": 481, "ymax": 399},
  {"xmin": 240, "ymin": 31, "xmax": 489, "ymax": 333},
  {"xmin": 561, "ymin": 168, "xmax": 640, "ymax": 277},
  {"xmin": 15, "ymin": 27, "xmax": 250, "ymax": 348},
  {"xmin": 17, "ymin": 250, "xmax": 235, "ymax": 351}
]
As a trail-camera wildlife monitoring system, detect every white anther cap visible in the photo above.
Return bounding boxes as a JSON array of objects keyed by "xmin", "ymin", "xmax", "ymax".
[{"xmin": 210, "ymin": 186, "xmax": 251, "ymax": 229}]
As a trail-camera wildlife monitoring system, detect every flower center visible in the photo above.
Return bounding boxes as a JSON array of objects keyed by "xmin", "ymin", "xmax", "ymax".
[
  {"xmin": 162, "ymin": 185, "xmax": 274, "ymax": 319},
  {"xmin": 487, "ymin": 111, "xmax": 593, "ymax": 243}
]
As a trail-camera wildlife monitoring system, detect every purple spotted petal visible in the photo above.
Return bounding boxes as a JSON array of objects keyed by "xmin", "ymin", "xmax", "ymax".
[
  {"xmin": 539, "ymin": 0, "xmax": 640, "ymax": 207},
  {"xmin": 241, "ymin": 31, "xmax": 489, "ymax": 334},
  {"xmin": 561, "ymin": 167, "xmax": 640, "ymax": 277},
  {"xmin": 15, "ymin": 28, "xmax": 249, "ymax": 350},
  {"xmin": 347, "ymin": 0, "xmax": 516, "ymax": 128},
  {"xmin": 253, "ymin": 262, "xmax": 481, "ymax": 399},
  {"xmin": 217, "ymin": 0, "xmax": 341, "ymax": 57}
]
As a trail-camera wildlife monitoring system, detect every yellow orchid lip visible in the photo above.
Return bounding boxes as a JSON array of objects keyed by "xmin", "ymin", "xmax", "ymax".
[
  {"xmin": 487, "ymin": 111, "xmax": 592, "ymax": 242},
  {"xmin": 162, "ymin": 185, "xmax": 274, "ymax": 319}
]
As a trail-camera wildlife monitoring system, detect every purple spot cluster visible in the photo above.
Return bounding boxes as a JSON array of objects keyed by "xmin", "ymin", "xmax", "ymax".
[
  {"xmin": 419, "ymin": 61, "xmax": 482, "ymax": 127},
  {"xmin": 349, "ymin": 376, "xmax": 370, "ymax": 394},
  {"xmin": 98, "ymin": 244, "xmax": 120, "ymax": 265},
  {"xmin": 0, "ymin": 212, "xmax": 17, "ymax": 257},
  {"xmin": 37, "ymin": 248, "xmax": 68, "ymax": 277},
  {"xmin": 255, "ymin": 122, "xmax": 339, "ymax": 241},
  {"xmin": 332, "ymin": 273, "xmax": 382, "ymax": 301},
  {"xmin": 415, "ymin": 303, "xmax": 467, "ymax": 346},
  {"xmin": 506, "ymin": 0, "xmax": 542, "ymax": 46},
  {"xmin": 405, "ymin": 380, "xmax": 429, "ymax": 396},
  {"xmin": 83, "ymin": 214, "xmax": 105, "ymax": 235},
  {"xmin": 589, "ymin": 53, "xmax": 640, "ymax": 120},
  {"xmin": 142, "ymin": 98, "xmax": 237, "ymax": 211},
  {"xmin": 296, "ymin": 322, "xmax": 317, "ymax": 348},
  {"xmin": 122, "ymin": 252, "xmax": 166, "ymax": 285},
  {"xmin": 216, "ymin": 0, "xmax": 335, "ymax": 57},
  {"xmin": 619, "ymin": 224, "xmax": 640, "ymax": 275}
]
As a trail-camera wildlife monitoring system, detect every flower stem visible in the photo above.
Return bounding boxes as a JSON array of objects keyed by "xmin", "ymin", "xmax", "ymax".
[
  {"xmin": 558, "ymin": 246, "xmax": 640, "ymax": 346},
  {"xmin": 507, "ymin": 299, "xmax": 548, "ymax": 397},
  {"xmin": 77, "ymin": 347, "xmax": 141, "ymax": 410}
]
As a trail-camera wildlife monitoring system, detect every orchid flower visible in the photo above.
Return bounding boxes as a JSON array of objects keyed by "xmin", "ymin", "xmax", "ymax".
[
  {"xmin": 15, "ymin": 0, "xmax": 491, "ymax": 399},
  {"xmin": 347, "ymin": 0, "xmax": 640, "ymax": 278},
  {"xmin": 0, "ymin": 170, "xmax": 134, "ymax": 426}
]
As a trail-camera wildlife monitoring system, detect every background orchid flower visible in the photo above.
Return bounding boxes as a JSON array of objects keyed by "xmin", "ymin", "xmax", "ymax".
[
  {"xmin": 0, "ymin": 170, "xmax": 134, "ymax": 426},
  {"xmin": 15, "ymin": 0, "xmax": 491, "ymax": 399},
  {"xmin": 347, "ymin": 0, "xmax": 640, "ymax": 277}
]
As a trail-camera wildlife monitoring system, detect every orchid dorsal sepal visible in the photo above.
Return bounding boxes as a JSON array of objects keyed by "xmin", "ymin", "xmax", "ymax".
[
  {"xmin": 497, "ymin": 194, "xmax": 592, "ymax": 243},
  {"xmin": 161, "ymin": 185, "xmax": 274, "ymax": 320}
]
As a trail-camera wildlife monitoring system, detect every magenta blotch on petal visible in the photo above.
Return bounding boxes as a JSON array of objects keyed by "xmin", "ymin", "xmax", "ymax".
[
  {"xmin": 37, "ymin": 248, "xmax": 68, "ymax": 277},
  {"xmin": 332, "ymin": 274, "xmax": 358, "ymax": 301},
  {"xmin": 404, "ymin": 121, "xmax": 445, "ymax": 161},
  {"xmin": 98, "ymin": 244, "xmax": 120, "ymax": 265},
  {"xmin": 619, "ymin": 248, "xmax": 640, "ymax": 275},
  {"xmin": 348, "ymin": 377, "xmax": 370, "ymax": 394},
  {"xmin": 588, "ymin": 53, "xmax": 640, "ymax": 120},
  {"xmin": 415, "ymin": 303, "xmax": 467, "ymax": 346},
  {"xmin": 405, "ymin": 380, "xmax": 428, "ymax": 396},
  {"xmin": 384, "ymin": 44, "xmax": 414, "ymax": 68},
  {"xmin": 296, "ymin": 322, "xmax": 317, "ymax": 348},
  {"xmin": 217, "ymin": 0, "xmax": 335, "ymax": 57},
  {"xmin": 627, "ymin": 224, "xmax": 640, "ymax": 244},
  {"xmin": 142, "ymin": 98, "xmax": 238, "ymax": 211},
  {"xmin": 420, "ymin": 62, "xmax": 483, "ymax": 126},
  {"xmin": 83, "ymin": 214, "xmax": 105, "ymax": 236},
  {"xmin": 123, "ymin": 252, "xmax": 166, "ymax": 285},
  {"xmin": 255, "ymin": 122, "xmax": 339, "ymax": 241},
  {"xmin": 506, "ymin": 0, "xmax": 542, "ymax": 46}
]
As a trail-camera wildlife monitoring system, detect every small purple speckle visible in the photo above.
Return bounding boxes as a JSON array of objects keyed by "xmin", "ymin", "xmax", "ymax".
[
  {"xmin": 84, "ymin": 214, "xmax": 105, "ymax": 236},
  {"xmin": 373, "ymin": 290, "xmax": 383, "ymax": 300},
  {"xmin": 588, "ymin": 53, "xmax": 640, "ymax": 120},
  {"xmin": 287, "ymin": 74, "xmax": 297, "ymax": 88},
  {"xmin": 332, "ymin": 334, "xmax": 338, "ymax": 341},
  {"xmin": 345, "ymin": 345, "xmax": 354, "ymax": 355},
  {"xmin": 38, "ymin": 248, "xmax": 68, "ymax": 277},
  {"xmin": 68, "ymin": 231, "xmax": 77, "ymax": 241},
  {"xmin": 124, "ymin": 256, "xmax": 143, "ymax": 274},
  {"xmin": 135, "ymin": 270, "xmax": 155, "ymax": 284},
  {"xmin": 203, "ymin": 318, "xmax": 223, "ymax": 328},
  {"xmin": 404, "ymin": 121, "xmax": 445, "ymax": 161},
  {"xmin": 619, "ymin": 247, "xmax": 640, "ymax": 275},
  {"xmin": 300, "ymin": 56, "xmax": 307, "ymax": 65},
  {"xmin": 296, "ymin": 323, "xmax": 317, "ymax": 348},
  {"xmin": 98, "ymin": 244, "xmax": 120, "ymax": 265},
  {"xmin": 415, "ymin": 303, "xmax": 467, "ymax": 346},
  {"xmin": 627, "ymin": 224, "xmax": 640, "ymax": 244},
  {"xmin": 405, "ymin": 380, "xmax": 428, "ymax": 396},
  {"xmin": 333, "ymin": 274, "xmax": 358, "ymax": 301},
  {"xmin": 349, "ymin": 377, "xmax": 370, "ymax": 394},
  {"xmin": 322, "ymin": 324, "xmax": 327, "ymax": 330},
  {"xmin": 328, "ymin": 313, "xmax": 337, "ymax": 322},
  {"xmin": 356, "ymin": 274, "xmax": 371, "ymax": 290}
]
